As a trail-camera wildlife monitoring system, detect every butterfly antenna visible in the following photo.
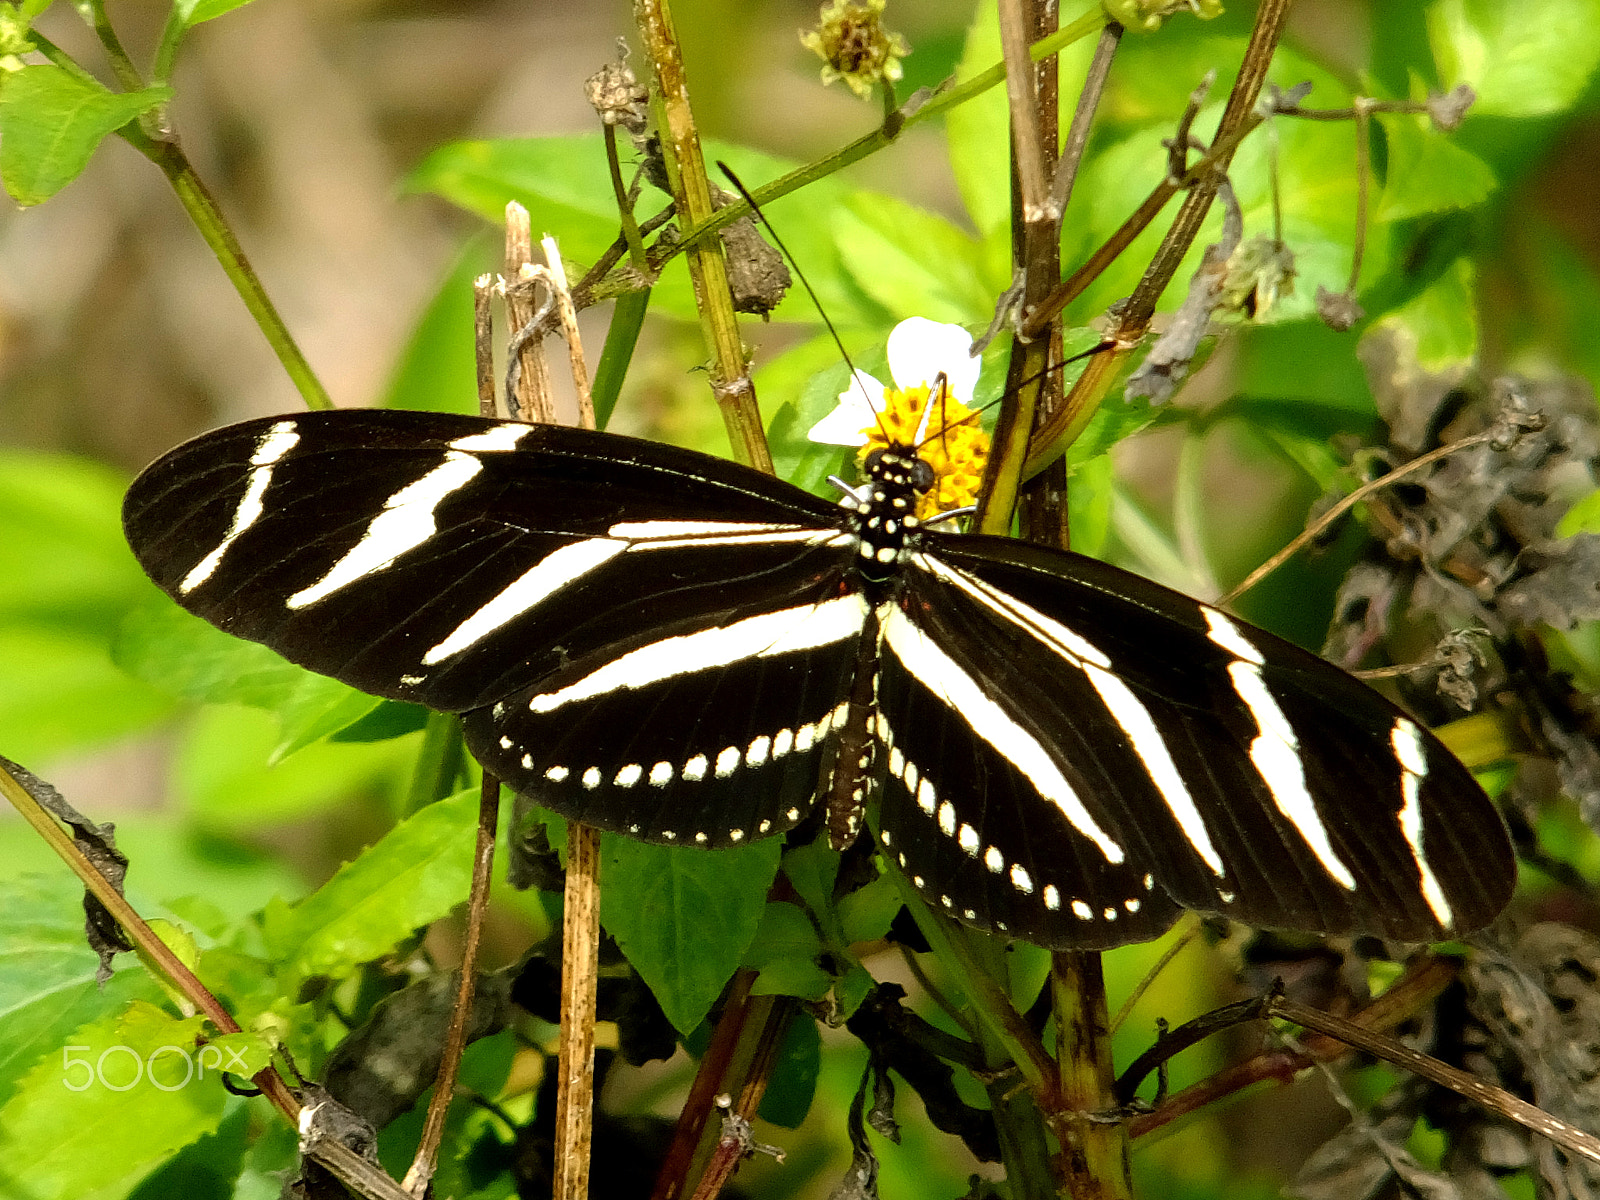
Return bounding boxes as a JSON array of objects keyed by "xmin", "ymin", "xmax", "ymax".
[
  {"xmin": 914, "ymin": 337, "xmax": 1117, "ymax": 451},
  {"xmin": 717, "ymin": 162, "xmax": 891, "ymax": 444}
]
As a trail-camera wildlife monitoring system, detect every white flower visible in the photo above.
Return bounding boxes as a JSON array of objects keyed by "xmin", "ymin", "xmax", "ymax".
[{"xmin": 807, "ymin": 317, "xmax": 981, "ymax": 446}]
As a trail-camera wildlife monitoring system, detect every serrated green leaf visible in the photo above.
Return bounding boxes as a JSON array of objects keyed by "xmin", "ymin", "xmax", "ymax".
[
  {"xmin": 599, "ymin": 836, "xmax": 781, "ymax": 1034},
  {"xmin": 204, "ymin": 1031, "xmax": 272, "ymax": 1079},
  {"xmin": 0, "ymin": 65, "xmax": 171, "ymax": 205},
  {"xmin": 0, "ymin": 1002, "xmax": 223, "ymax": 1198},
  {"xmin": 1376, "ymin": 111, "xmax": 1497, "ymax": 222},
  {"xmin": 265, "ymin": 788, "xmax": 479, "ymax": 981},
  {"xmin": 0, "ymin": 874, "xmax": 165, "ymax": 1110},
  {"xmin": 1428, "ymin": 0, "xmax": 1600, "ymax": 118}
]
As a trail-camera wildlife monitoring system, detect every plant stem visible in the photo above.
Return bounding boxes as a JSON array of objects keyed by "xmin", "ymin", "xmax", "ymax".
[
  {"xmin": 634, "ymin": 0, "xmax": 769, "ymax": 473},
  {"xmin": 129, "ymin": 128, "xmax": 334, "ymax": 411}
]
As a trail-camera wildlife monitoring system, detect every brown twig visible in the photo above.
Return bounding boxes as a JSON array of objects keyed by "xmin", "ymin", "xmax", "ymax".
[
  {"xmin": 554, "ymin": 824, "xmax": 603, "ymax": 1200},
  {"xmin": 1215, "ymin": 429, "xmax": 1501, "ymax": 607},
  {"xmin": 504, "ymin": 202, "xmax": 555, "ymax": 422}
]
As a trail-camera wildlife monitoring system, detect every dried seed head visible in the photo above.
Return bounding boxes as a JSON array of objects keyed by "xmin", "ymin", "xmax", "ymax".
[{"xmin": 585, "ymin": 44, "xmax": 649, "ymax": 134}]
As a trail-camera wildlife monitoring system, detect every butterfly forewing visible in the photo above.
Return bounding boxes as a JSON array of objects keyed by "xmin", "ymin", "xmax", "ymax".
[
  {"xmin": 123, "ymin": 412, "xmax": 843, "ymax": 712},
  {"xmin": 893, "ymin": 536, "xmax": 1515, "ymax": 942}
]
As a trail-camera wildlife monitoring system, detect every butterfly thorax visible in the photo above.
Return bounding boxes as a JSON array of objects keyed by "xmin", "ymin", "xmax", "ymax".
[{"xmin": 838, "ymin": 444, "xmax": 935, "ymax": 587}]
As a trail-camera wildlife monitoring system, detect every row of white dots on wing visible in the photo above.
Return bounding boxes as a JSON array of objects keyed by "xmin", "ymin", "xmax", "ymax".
[
  {"xmin": 519, "ymin": 700, "xmax": 849, "ymax": 846},
  {"xmin": 876, "ymin": 736, "xmax": 1152, "ymax": 924}
]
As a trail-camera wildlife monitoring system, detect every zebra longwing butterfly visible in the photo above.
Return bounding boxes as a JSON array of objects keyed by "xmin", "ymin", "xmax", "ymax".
[{"xmin": 122, "ymin": 409, "xmax": 1514, "ymax": 950}]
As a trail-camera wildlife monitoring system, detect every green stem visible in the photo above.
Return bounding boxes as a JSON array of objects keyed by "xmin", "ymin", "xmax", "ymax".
[
  {"xmin": 126, "ymin": 129, "xmax": 335, "ymax": 411},
  {"xmin": 591, "ymin": 288, "xmax": 651, "ymax": 429},
  {"xmin": 873, "ymin": 826, "xmax": 1055, "ymax": 1094},
  {"xmin": 80, "ymin": 0, "xmax": 144, "ymax": 92}
]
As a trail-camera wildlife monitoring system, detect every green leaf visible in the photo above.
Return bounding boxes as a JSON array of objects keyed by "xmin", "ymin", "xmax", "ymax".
[
  {"xmin": 0, "ymin": 1002, "xmax": 223, "ymax": 1198},
  {"xmin": 1375, "ymin": 110, "xmax": 1497, "ymax": 221},
  {"xmin": 264, "ymin": 787, "xmax": 479, "ymax": 982},
  {"xmin": 408, "ymin": 135, "xmax": 877, "ymax": 326},
  {"xmin": 945, "ymin": 3, "xmax": 1009, "ymax": 242},
  {"xmin": 599, "ymin": 836, "xmax": 781, "ymax": 1034},
  {"xmin": 1558, "ymin": 489, "xmax": 1600, "ymax": 538},
  {"xmin": 1071, "ymin": 41, "xmax": 1380, "ymax": 322},
  {"xmin": 381, "ymin": 238, "xmax": 494, "ymax": 416},
  {"xmin": 271, "ymin": 679, "xmax": 385, "ymax": 762},
  {"xmin": 837, "ymin": 876, "xmax": 902, "ymax": 945},
  {"xmin": 1428, "ymin": 0, "xmax": 1600, "ymax": 117},
  {"xmin": 757, "ymin": 1015, "xmax": 821, "ymax": 1129},
  {"xmin": 749, "ymin": 958, "xmax": 833, "ymax": 1001},
  {"xmin": 0, "ymin": 65, "xmax": 171, "ymax": 205},
  {"xmin": 176, "ymin": 0, "xmax": 256, "ymax": 27},
  {"xmin": 0, "ymin": 874, "xmax": 164, "ymax": 1110},
  {"xmin": 745, "ymin": 901, "xmax": 828, "ymax": 997},
  {"xmin": 832, "ymin": 191, "xmax": 1004, "ymax": 326},
  {"xmin": 114, "ymin": 601, "xmax": 373, "ymax": 736},
  {"xmin": 0, "ymin": 451, "xmax": 154, "ymax": 628},
  {"xmin": 1371, "ymin": 255, "xmax": 1478, "ymax": 371},
  {"xmin": 127, "ymin": 1100, "xmax": 251, "ymax": 1200},
  {"xmin": 780, "ymin": 839, "xmax": 839, "ymax": 919},
  {"xmin": 176, "ymin": 704, "xmax": 416, "ymax": 828},
  {"xmin": 0, "ymin": 625, "xmax": 174, "ymax": 762},
  {"xmin": 835, "ymin": 963, "xmax": 875, "ymax": 1019}
]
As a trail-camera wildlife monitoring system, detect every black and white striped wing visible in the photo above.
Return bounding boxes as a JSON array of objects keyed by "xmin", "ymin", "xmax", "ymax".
[
  {"xmin": 463, "ymin": 596, "xmax": 869, "ymax": 848},
  {"xmin": 876, "ymin": 536, "xmax": 1515, "ymax": 949},
  {"xmin": 122, "ymin": 411, "xmax": 850, "ymax": 714}
]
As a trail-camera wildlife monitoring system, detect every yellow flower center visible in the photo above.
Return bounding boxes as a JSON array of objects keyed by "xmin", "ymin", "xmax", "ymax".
[{"xmin": 856, "ymin": 382, "xmax": 991, "ymax": 520}]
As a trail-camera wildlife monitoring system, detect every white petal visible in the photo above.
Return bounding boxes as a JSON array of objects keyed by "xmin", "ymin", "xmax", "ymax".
[
  {"xmin": 886, "ymin": 318, "xmax": 979, "ymax": 404},
  {"xmin": 808, "ymin": 369, "xmax": 885, "ymax": 445}
]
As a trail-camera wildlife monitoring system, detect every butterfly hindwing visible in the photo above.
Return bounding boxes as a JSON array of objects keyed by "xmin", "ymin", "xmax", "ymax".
[
  {"xmin": 465, "ymin": 590, "xmax": 867, "ymax": 848},
  {"xmin": 888, "ymin": 535, "xmax": 1515, "ymax": 943}
]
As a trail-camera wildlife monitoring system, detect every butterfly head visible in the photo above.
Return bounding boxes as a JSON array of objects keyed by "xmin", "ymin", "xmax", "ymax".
[{"xmin": 834, "ymin": 444, "xmax": 936, "ymax": 583}]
